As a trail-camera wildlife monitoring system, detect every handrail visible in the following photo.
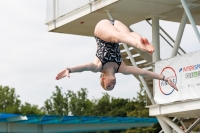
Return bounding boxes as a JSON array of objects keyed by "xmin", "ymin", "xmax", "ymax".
[{"xmin": 46, "ymin": 0, "xmax": 95, "ymax": 23}]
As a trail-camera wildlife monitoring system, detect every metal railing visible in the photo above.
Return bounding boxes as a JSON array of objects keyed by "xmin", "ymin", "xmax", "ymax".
[{"xmin": 46, "ymin": 0, "xmax": 97, "ymax": 23}]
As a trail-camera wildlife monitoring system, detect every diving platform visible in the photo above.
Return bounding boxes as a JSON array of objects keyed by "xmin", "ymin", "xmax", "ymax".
[
  {"xmin": 46, "ymin": 0, "xmax": 200, "ymax": 36},
  {"xmin": 46, "ymin": 0, "xmax": 200, "ymax": 132},
  {"xmin": 149, "ymin": 98, "xmax": 200, "ymax": 118}
]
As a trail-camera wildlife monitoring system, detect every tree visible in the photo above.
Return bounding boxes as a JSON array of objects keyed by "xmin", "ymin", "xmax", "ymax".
[
  {"xmin": 127, "ymin": 87, "xmax": 148, "ymax": 117},
  {"xmin": 125, "ymin": 84, "xmax": 160, "ymax": 133},
  {"xmin": 94, "ymin": 93, "xmax": 111, "ymax": 116},
  {"xmin": 0, "ymin": 86, "xmax": 21, "ymax": 114},
  {"xmin": 21, "ymin": 102, "xmax": 44, "ymax": 115},
  {"xmin": 67, "ymin": 88, "xmax": 94, "ymax": 116},
  {"xmin": 108, "ymin": 98, "xmax": 132, "ymax": 117},
  {"xmin": 43, "ymin": 86, "xmax": 68, "ymax": 115}
]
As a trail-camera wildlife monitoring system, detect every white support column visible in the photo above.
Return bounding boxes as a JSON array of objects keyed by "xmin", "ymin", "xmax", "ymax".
[
  {"xmin": 171, "ymin": 12, "xmax": 187, "ymax": 57},
  {"xmin": 161, "ymin": 116, "xmax": 185, "ymax": 133},
  {"xmin": 152, "ymin": 17, "xmax": 160, "ymax": 62},
  {"xmin": 152, "ymin": 17, "xmax": 172, "ymax": 133},
  {"xmin": 53, "ymin": 0, "xmax": 58, "ymax": 28},
  {"xmin": 180, "ymin": 0, "xmax": 200, "ymax": 43},
  {"xmin": 7, "ymin": 123, "xmax": 10, "ymax": 133},
  {"xmin": 159, "ymin": 117, "xmax": 178, "ymax": 133},
  {"xmin": 152, "ymin": 16, "xmax": 160, "ymax": 100},
  {"xmin": 157, "ymin": 117, "xmax": 173, "ymax": 133}
]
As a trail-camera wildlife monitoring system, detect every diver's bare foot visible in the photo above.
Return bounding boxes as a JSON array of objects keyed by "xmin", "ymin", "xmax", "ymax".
[
  {"xmin": 135, "ymin": 38, "xmax": 148, "ymax": 52},
  {"xmin": 143, "ymin": 38, "xmax": 154, "ymax": 54},
  {"xmin": 135, "ymin": 38, "xmax": 154, "ymax": 54}
]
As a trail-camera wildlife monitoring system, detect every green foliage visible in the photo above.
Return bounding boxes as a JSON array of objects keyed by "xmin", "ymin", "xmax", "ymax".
[
  {"xmin": 43, "ymin": 86, "xmax": 68, "ymax": 115},
  {"xmin": 127, "ymin": 87, "xmax": 148, "ymax": 117},
  {"xmin": 42, "ymin": 87, "xmax": 94, "ymax": 116},
  {"xmin": 0, "ymin": 85, "xmax": 43, "ymax": 115},
  {"xmin": 125, "ymin": 123, "xmax": 161, "ymax": 133},
  {"xmin": 126, "ymin": 84, "xmax": 160, "ymax": 133},
  {"xmin": 108, "ymin": 98, "xmax": 134, "ymax": 117},
  {"xmin": 67, "ymin": 88, "xmax": 94, "ymax": 116},
  {"xmin": 94, "ymin": 93, "xmax": 111, "ymax": 116},
  {"xmin": 125, "ymin": 127, "xmax": 156, "ymax": 133},
  {"xmin": 0, "ymin": 84, "xmax": 160, "ymax": 133},
  {"xmin": 0, "ymin": 86, "xmax": 21, "ymax": 114},
  {"xmin": 21, "ymin": 102, "xmax": 44, "ymax": 115}
]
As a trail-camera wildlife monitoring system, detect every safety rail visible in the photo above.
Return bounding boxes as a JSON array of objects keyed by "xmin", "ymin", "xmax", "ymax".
[{"xmin": 46, "ymin": 0, "xmax": 97, "ymax": 23}]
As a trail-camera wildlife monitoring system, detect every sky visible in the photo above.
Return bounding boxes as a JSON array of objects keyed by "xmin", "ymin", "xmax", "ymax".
[{"xmin": 0, "ymin": 1, "xmax": 200, "ymax": 107}]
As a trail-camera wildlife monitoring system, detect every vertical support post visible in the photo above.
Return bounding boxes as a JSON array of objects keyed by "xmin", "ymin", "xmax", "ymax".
[
  {"xmin": 157, "ymin": 117, "xmax": 173, "ymax": 133},
  {"xmin": 53, "ymin": 0, "xmax": 58, "ymax": 28},
  {"xmin": 159, "ymin": 117, "xmax": 178, "ymax": 133},
  {"xmin": 152, "ymin": 16, "xmax": 160, "ymax": 101},
  {"xmin": 171, "ymin": 12, "xmax": 187, "ymax": 57},
  {"xmin": 161, "ymin": 116, "xmax": 185, "ymax": 133},
  {"xmin": 106, "ymin": 10, "xmax": 114, "ymax": 21},
  {"xmin": 152, "ymin": 16, "xmax": 160, "ymax": 106},
  {"xmin": 7, "ymin": 123, "xmax": 10, "ymax": 133},
  {"xmin": 53, "ymin": 0, "xmax": 56, "ymax": 19},
  {"xmin": 38, "ymin": 124, "xmax": 43, "ymax": 133},
  {"xmin": 152, "ymin": 17, "xmax": 172, "ymax": 133},
  {"xmin": 152, "ymin": 17, "xmax": 160, "ymax": 62},
  {"xmin": 180, "ymin": 0, "xmax": 200, "ymax": 43}
]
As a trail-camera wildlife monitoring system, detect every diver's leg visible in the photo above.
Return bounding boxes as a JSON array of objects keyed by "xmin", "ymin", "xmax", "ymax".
[{"xmin": 94, "ymin": 19, "xmax": 154, "ymax": 54}]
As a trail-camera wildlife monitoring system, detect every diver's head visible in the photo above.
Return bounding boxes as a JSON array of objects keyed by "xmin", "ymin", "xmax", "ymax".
[{"xmin": 100, "ymin": 73, "xmax": 116, "ymax": 91}]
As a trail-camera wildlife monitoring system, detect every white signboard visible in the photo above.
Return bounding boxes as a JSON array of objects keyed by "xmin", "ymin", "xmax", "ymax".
[{"xmin": 154, "ymin": 50, "xmax": 200, "ymax": 104}]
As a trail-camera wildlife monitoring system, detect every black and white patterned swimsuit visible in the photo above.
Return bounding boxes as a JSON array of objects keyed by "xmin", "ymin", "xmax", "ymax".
[
  {"xmin": 95, "ymin": 21, "xmax": 122, "ymax": 72},
  {"xmin": 95, "ymin": 20, "xmax": 122, "ymax": 72},
  {"xmin": 95, "ymin": 37, "xmax": 122, "ymax": 72}
]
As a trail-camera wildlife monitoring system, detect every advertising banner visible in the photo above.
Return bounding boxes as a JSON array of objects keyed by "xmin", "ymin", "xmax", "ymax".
[{"xmin": 154, "ymin": 50, "xmax": 200, "ymax": 104}]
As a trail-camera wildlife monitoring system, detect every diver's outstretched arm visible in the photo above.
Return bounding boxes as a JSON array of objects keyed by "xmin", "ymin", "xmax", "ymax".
[
  {"xmin": 119, "ymin": 64, "xmax": 163, "ymax": 79},
  {"xmin": 56, "ymin": 62, "xmax": 99, "ymax": 80},
  {"xmin": 118, "ymin": 63, "xmax": 178, "ymax": 91}
]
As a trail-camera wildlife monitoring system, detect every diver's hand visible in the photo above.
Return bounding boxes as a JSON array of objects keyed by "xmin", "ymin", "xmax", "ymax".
[
  {"xmin": 56, "ymin": 69, "xmax": 70, "ymax": 80},
  {"xmin": 165, "ymin": 77, "xmax": 178, "ymax": 91}
]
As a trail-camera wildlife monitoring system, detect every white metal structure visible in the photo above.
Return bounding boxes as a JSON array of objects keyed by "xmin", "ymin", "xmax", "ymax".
[{"xmin": 46, "ymin": 0, "xmax": 200, "ymax": 132}]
